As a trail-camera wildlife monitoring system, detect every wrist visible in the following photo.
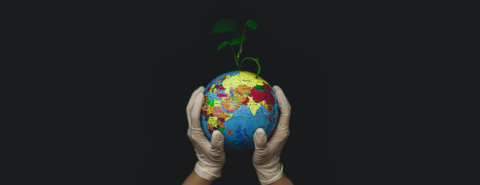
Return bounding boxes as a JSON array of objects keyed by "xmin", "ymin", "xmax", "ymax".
[
  {"xmin": 254, "ymin": 162, "xmax": 284, "ymax": 185},
  {"xmin": 194, "ymin": 161, "xmax": 223, "ymax": 181}
]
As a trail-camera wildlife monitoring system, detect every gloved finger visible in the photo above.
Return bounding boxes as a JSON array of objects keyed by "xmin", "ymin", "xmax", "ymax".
[
  {"xmin": 277, "ymin": 86, "xmax": 291, "ymax": 111},
  {"xmin": 187, "ymin": 86, "xmax": 205, "ymax": 127},
  {"xmin": 191, "ymin": 90, "xmax": 205, "ymax": 128},
  {"xmin": 272, "ymin": 86, "xmax": 291, "ymax": 129},
  {"xmin": 210, "ymin": 130, "xmax": 225, "ymax": 151},
  {"xmin": 253, "ymin": 128, "xmax": 268, "ymax": 155},
  {"xmin": 269, "ymin": 86, "xmax": 291, "ymax": 148},
  {"xmin": 190, "ymin": 92, "xmax": 209, "ymax": 143}
]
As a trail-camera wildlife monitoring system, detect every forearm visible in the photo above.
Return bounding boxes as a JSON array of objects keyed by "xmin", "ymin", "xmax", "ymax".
[
  {"xmin": 270, "ymin": 174, "xmax": 293, "ymax": 185},
  {"xmin": 182, "ymin": 170, "xmax": 214, "ymax": 185}
]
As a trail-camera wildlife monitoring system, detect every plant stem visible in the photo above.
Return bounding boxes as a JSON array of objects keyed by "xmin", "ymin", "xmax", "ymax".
[
  {"xmin": 237, "ymin": 24, "xmax": 247, "ymax": 59},
  {"xmin": 230, "ymin": 45, "xmax": 239, "ymax": 69},
  {"xmin": 238, "ymin": 57, "xmax": 261, "ymax": 78}
]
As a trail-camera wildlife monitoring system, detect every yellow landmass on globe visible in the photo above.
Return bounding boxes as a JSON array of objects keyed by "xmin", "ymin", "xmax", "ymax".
[
  {"xmin": 247, "ymin": 99, "xmax": 263, "ymax": 116},
  {"xmin": 219, "ymin": 111, "xmax": 234, "ymax": 122},
  {"xmin": 208, "ymin": 116, "xmax": 218, "ymax": 127},
  {"xmin": 221, "ymin": 71, "xmax": 269, "ymax": 90},
  {"xmin": 239, "ymin": 71, "xmax": 270, "ymax": 87},
  {"xmin": 214, "ymin": 99, "xmax": 222, "ymax": 107},
  {"xmin": 224, "ymin": 113, "xmax": 233, "ymax": 122},
  {"xmin": 206, "ymin": 105, "xmax": 213, "ymax": 115},
  {"xmin": 221, "ymin": 74, "xmax": 239, "ymax": 90}
]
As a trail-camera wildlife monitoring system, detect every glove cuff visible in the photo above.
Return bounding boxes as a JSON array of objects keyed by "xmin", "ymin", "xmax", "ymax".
[
  {"xmin": 255, "ymin": 162, "xmax": 284, "ymax": 185},
  {"xmin": 194, "ymin": 161, "xmax": 221, "ymax": 181}
]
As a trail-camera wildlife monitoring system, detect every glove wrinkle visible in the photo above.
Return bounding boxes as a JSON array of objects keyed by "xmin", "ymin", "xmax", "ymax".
[
  {"xmin": 190, "ymin": 127, "xmax": 202, "ymax": 133},
  {"xmin": 255, "ymin": 163, "xmax": 284, "ymax": 185}
]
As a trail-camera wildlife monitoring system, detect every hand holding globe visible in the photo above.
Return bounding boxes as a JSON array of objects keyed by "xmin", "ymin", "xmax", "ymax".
[
  {"xmin": 183, "ymin": 19, "xmax": 293, "ymax": 185},
  {"xmin": 252, "ymin": 85, "xmax": 291, "ymax": 185},
  {"xmin": 186, "ymin": 86, "xmax": 226, "ymax": 181}
]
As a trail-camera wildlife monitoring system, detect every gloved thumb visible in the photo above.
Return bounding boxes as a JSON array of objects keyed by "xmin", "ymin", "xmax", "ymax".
[
  {"xmin": 253, "ymin": 128, "xmax": 268, "ymax": 152},
  {"xmin": 211, "ymin": 130, "xmax": 225, "ymax": 151}
]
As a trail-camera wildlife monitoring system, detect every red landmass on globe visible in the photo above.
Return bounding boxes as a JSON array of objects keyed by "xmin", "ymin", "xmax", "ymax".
[{"xmin": 248, "ymin": 82, "xmax": 275, "ymax": 105}]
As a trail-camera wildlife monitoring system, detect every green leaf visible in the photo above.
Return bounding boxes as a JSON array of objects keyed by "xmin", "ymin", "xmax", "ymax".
[
  {"xmin": 230, "ymin": 31, "xmax": 247, "ymax": 46},
  {"xmin": 246, "ymin": 20, "xmax": 257, "ymax": 30},
  {"xmin": 212, "ymin": 19, "xmax": 237, "ymax": 33},
  {"xmin": 231, "ymin": 36, "xmax": 247, "ymax": 46},
  {"xmin": 217, "ymin": 41, "xmax": 231, "ymax": 51}
]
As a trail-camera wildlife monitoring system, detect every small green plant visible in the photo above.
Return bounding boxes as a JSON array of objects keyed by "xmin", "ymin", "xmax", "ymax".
[{"xmin": 213, "ymin": 19, "xmax": 260, "ymax": 78}]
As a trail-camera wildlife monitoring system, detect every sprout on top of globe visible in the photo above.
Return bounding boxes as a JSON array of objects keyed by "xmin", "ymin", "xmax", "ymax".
[{"xmin": 200, "ymin": 19, "xmax": 279, "ymax": 152}]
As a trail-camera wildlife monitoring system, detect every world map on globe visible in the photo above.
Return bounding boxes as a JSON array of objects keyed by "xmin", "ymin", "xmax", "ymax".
[{"xmin": 201, "ymin": 70, "xmax": 279, "ymax": 151}]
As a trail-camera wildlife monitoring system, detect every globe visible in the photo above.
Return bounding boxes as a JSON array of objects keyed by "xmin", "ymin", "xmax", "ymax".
[{"xmin": 201, "ymin": 70, "xmax": 279, "ymax": 151}]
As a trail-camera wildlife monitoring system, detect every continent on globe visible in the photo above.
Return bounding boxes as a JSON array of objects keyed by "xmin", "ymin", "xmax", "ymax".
[{"xmin": 200, "ymin": 70, "xmax": 279, "ymax": 151}]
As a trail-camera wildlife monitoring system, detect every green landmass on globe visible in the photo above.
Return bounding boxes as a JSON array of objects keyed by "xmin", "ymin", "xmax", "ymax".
[{"xmin": 200, "ymin": 19, "xmax": 279, "ymax": 151}]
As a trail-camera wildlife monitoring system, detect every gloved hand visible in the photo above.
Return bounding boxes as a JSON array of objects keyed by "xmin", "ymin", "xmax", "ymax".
[
  {"xmin": 252, "ymin": 85, "xmax": 291, "ymax": 185},
  {"xmin": 186, "ymin": 86, "xmax": 226, "ymax": 181}
]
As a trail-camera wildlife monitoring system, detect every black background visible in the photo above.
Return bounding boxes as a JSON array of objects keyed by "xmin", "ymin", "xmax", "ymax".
[
  {"xmin": 138, "ymin": 0, "xmax": 342, "ymax": 184},
  {"xmin": 20, "ymin": 0, "xmax": 454, "ymax": 184}
]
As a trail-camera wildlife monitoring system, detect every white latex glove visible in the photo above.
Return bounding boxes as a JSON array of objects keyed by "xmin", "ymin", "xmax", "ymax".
[
  {"xmin": 253, "ymin": 85, "xmax": 291, "ymax": 185},
  {"xmin": 186, "ymin": 86, "xmax": 226, "ymax": 181}
]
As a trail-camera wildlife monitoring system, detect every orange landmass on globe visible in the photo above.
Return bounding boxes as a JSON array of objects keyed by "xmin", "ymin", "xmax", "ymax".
[
  {"xmin": 222, "ymin": 98, "xmax": 238, "ymax": 113},
  {"xmin": 261, "ymin": 100, "xmax": 273, "ymax": 112},
  {"xmin": 216, "ymin": 111, "xmax": 232, "ymax": 128},
  {"xmin": 230, "ymin": 84, "xmax": 252, "ymax": 96},
  {"xmin": 228, "ymin": 92, "xmax": 248, "ymax": 105},
  {"xmin": 207, "ymin": 121, "xmax": 213, "ymax": 130},
  {"xmin": 217, "ymin": 120, "xmax": 225, "ymax": 128}
]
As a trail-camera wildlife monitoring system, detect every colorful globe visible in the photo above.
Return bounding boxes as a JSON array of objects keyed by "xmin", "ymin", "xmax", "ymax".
[{"xmin": 201, "ymin": 70, "xmax": 279, "ymax": 151}]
